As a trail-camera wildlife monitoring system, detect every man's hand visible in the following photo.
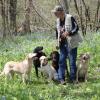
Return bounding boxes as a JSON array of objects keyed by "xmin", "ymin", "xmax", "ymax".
[{"xmin": 61, "ymin": 32, "xmax": 70, "ymax": 38}]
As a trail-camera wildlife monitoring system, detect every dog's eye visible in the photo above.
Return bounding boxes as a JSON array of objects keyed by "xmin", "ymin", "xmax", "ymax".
[
  {"xmin": 45, "ymin": 59, "xmax": 47, "ymax": 62},
  {"xmin": 83, "ymin": 57, "xmax": 86, "ymax": 60}
]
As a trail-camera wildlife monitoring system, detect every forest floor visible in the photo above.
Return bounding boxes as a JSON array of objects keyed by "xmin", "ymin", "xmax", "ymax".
[{"xmin": 0, "ymin": 32, "xmax": 100, "ymax": 100}]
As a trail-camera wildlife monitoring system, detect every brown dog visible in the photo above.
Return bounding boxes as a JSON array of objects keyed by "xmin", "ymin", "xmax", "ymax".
[
  {"xmin": 49, "ymin": 51, "xmax": 59, "ymax": 73},
  {"xmin": 49, "ymin": 51, "xmax": 69, "ymax": 78},
  {"xmin": 0, "ymin": 53, "xmax": 36, "ymax": 83},
  {"xmin": 76, "ymin": 52, "xmax": 90, "ymax": 83}
]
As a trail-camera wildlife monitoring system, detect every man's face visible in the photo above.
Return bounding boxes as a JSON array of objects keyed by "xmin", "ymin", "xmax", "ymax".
[{"xmin": 54, "ymin": 11, "xmax": 64, "ymax": 18}]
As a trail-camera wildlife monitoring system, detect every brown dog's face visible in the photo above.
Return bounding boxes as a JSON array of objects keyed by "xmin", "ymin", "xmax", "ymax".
[
  {"xmin": 50, "ymin": 51, "xmax": 59, "ymax": 62},
  {"xmin": 40, "ymin": 56, "xmax": 48, "ymax": 66},
  {"xmin": 80, "ymin": 53, "xmax": 90, "ymax": 63}
]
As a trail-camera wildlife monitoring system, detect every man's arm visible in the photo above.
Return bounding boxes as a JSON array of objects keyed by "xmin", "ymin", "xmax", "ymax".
[
  {"xmin": 61, "ymin": 16, "xmax": 79, "ymax": 38},
  {"xmin": 69, "ymin": 16, "xmax": 79, "ymax": 35},
  {"xmin": 56, "ymin": 19, "xmax": 61, "ymax": 49}
]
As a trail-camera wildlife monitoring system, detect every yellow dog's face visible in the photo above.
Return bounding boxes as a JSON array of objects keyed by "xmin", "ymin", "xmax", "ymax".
[
  {"xmin": 80, "ymin": 52, "xmax": 90, "ymax": 63},
  {"xmin": 27, "ymin": 53, "xmax": 37, "ymax": 60},
  {"xmin": 40, "ymin": 56, "xmax": 48, "ymax": 67}
]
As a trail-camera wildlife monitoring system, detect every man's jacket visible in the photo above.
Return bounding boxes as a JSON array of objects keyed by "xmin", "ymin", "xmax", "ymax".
[{"xmin": 56, "ymin": 14, "xmax": 83, "ymax": 49}]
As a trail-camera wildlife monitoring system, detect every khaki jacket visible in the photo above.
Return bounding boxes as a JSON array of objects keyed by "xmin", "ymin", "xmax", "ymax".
[{"xmin": 56, "ymin": 14, "xmax": 83, "ymax": 49}]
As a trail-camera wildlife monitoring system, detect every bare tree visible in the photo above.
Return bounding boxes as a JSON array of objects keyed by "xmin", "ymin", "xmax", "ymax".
[
  {"xmin": 81, "ymin": 0, "xmax": 93, "ymax": 31},
  {"xmin": 73, "ymin": 0, "xmax": 85, "ymax": 35},
  {"xmin": 17, "ymin": 0, "xmax": 31, "ymax": 33},
  {"xmin": 0, "ymin": 0, "xmax": 6, "ymax": 37},
  {"xmin": 9, "ymin": 0, "xmax": 17, "ymax": 35},
  {"xmin": 23, "ymin": 7, "xmax": 31, "ymax": 33},
  {"xmin": 0, "ymin": 0, "xmax": 10, "ymax": 38},
  {"xmin": 94, "ymin": 0, "xmax": 100, "ymax": 31}
]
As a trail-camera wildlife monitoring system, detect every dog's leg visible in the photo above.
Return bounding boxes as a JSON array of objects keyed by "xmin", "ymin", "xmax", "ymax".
[
  {"xmin": 4, "ymin": 73, "xmax": 12, "ymax": 82},
  {"xmin": 10, "ymin": 71, "xmax": 15, "ymax": 79},
  {"xmin": 22, "ymin": 74, "xmax": 26, "ymax": 83},
  {"xmin": 8, "ymin": 73, "xmax": 13, "ymax": 80},
  {"xmin": 76, "ymin": 69, "xmax": 79, "ymax": 83},
  {"xmin": 38, "ymin": 68, "xmax": 44, "ymax": 78},
  {"xmin": 27, "ymin": 73, "xmax": 31, "ymax": 82},
  {"xmin": 4, "ymin": 70, "xmax": 12, "ymax": 80},
  {"xmin": 48, "ymin": 72, "xmax": 53, "ymax": 82},
  {"xmin": 35, "ymin": 66, "xmax": 39, "ymax": 78},
  {"xmin": 84, "ymin": 71, "xmax": 88, "ymax": 82},
  {"xmin": 48, "ymin": 76, "xmax": 52, "ymax": 82},
  {"xmin": 66, "ymin": 65, "xmax": 69, "ymax": 78}
]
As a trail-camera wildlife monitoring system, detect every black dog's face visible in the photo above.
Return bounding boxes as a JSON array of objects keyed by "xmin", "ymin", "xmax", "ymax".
[
  {"xmin": 33, "ymin": 46, "xmax": 43, "ymax": 53},
  {"xmin": 33, "ymin": 46, "xmax": 46, "ymax": 67}
]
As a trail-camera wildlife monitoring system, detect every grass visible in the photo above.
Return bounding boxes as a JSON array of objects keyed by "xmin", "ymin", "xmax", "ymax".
[{"xmin": 0, "ymin": 32, "xmax": 100, "ymax": 100}]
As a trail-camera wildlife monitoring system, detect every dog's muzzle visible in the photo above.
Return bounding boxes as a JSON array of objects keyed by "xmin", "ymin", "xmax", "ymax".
[
  {"xmin": 83, "ymin": 56, "xmax": 89, "ymax": 60},
  {"xmin": 41, "ymin": 61, "xmax": 48, "ymax": 66}
]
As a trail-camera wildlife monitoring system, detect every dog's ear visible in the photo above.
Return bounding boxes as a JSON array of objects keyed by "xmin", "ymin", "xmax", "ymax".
[
  {"xmin": 79, "ymin": 53, "xmax": 84, "ymax": 58},
  {"xmin": 39, "ymin": 57, "xmax": 42, "ymax": 61},
  {"xmin": 86, "ymin": 52, "xmax": 90, "ymax": 56},
  {"xmin": 86, "ymin": 52, "xmax": 90, "ymax": 59}
]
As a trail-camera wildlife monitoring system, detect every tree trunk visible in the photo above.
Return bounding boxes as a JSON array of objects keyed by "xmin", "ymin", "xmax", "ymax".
[
  {"xmin": 18, "ymin": 0, "xmax": 31, "ymax": 34},
  {"xmin": 9, "ymin": 0, "xmax": 17, "ymax": 35},
  {"xmin": 0, "ymin": 0, "xmax": 6, "ymax": 37},
  {"xmin": 94, "ymin": 0, "xmax": 100, "ymax": 31},
  {"xmin": 73, "ymin": 0, "xmax": 86, "ymax": 35},
  {"xmin": 82, "ymin": 0, "xmax": 91, "ymax": 31},
  {"xmin": 23, "ymin": 7, "xmax": 31, "ymax": 33}
]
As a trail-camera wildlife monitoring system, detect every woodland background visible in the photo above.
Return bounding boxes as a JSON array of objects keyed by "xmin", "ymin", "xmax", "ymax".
[
  {"xmin": 0, "ymin": 0, "xmax": 100, "ymax": 99},
  {"xmin": 0, "ymin": 0, "xmax": 100, "ymax": 38}
]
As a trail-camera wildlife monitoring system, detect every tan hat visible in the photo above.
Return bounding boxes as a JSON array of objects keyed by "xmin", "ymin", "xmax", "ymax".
[{"xmin": 51, "ymin": 5, "xmax": 64, "ymax": 13}]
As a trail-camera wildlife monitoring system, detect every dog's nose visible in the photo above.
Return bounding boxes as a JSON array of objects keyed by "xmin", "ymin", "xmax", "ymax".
[
  {"xmin": 83, "ymin": 57, "xmax": 86, "ymax": 59},
  {"xmin": 83, "ymin": 56, "xmax": 89, "ymax": 60},
  {"xmin": 83, "ymin": 56, "xmax": 87, "ymax": 60}
]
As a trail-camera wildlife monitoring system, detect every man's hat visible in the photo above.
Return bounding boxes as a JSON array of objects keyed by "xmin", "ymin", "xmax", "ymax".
[{"xmin": 51, "ymin": 5, "xmax": 64, "ymax": 13}]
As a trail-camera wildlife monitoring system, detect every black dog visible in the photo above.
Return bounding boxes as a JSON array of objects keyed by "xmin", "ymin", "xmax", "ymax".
[{"xmin": 33, "ymin": 46, "xmax": 46, "ymax": 77}]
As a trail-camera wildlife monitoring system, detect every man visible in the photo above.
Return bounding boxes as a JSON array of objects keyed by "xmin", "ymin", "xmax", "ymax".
[{"xmin": 52, "ymin": 5, "xmax": 82, "ymax": 84}]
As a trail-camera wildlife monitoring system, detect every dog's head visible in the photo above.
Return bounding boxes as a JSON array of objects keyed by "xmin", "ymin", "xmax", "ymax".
[
  {"xmin": 49, "ymin": 51, "xmax": 59, "ymax": 62},
  {"xmin": 79, "ymin": 52, "xmax": 90, "ymax": 63},
  {"xmin": 27, "ymin": 53, "xmax": 37, "ymax": 60},
  {"xmin": 33, "ymin": 46, "xmax": 43, "ymax": 53},
  {"xmin": 40, "ymin": 56, "xmax": 48, "ymax": 67}
]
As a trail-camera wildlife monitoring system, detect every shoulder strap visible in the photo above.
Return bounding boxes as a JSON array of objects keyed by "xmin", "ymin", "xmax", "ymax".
[{"xmin": 65, "ymin": 14, "xmax": 72, "ymax": 32}]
